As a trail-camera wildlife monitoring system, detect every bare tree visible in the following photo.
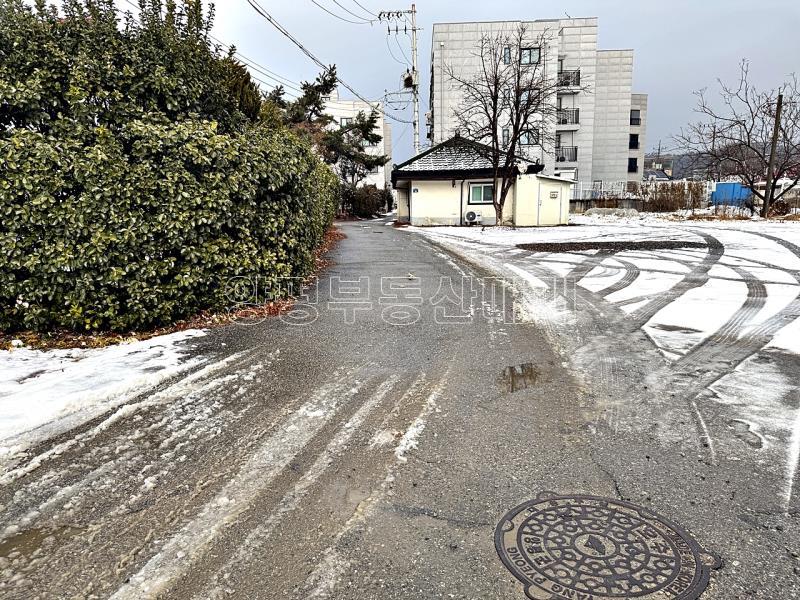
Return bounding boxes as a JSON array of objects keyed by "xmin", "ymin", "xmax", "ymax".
[
  {"xmin": 677, "ymin": 62, "xmax": 800, "ymax": 216},
  {"xmin": 445, "ymin": 24, "xmax": 563, "ymax": 225}
]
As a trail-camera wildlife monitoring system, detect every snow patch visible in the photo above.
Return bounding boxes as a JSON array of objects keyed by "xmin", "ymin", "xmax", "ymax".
[{"xmin": 0, "ymin": 330, "xmax": 206, "ymax": 456}]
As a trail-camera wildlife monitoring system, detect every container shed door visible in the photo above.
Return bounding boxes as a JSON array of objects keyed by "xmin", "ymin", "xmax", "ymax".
[{"xmin": 539, "ymin": 184, "xmax": 563, "ymax": 226}]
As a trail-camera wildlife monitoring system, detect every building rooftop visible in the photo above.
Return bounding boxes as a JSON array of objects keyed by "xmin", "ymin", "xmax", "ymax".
[
  {"xmin": 395, "ymin": 136, "xmax": 499, "ymax": 172},
  {"xmin": 392, "ymin": 135, "xmax": 543, "ymax": 185}
]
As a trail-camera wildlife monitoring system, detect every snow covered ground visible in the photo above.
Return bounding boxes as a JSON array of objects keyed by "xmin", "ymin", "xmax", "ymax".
[
  {"xmin": 409, "ymin": 214, "xmax": 800, "ymax": 513},
  {"xmin": 0, "ymin": 330, "xmax": 206, "ymax": 461}
]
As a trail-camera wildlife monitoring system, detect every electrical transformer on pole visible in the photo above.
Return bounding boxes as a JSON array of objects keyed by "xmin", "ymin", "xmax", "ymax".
[{"xmin": 379, "ymin": 4, "xmax": 421, "ymax": 154}]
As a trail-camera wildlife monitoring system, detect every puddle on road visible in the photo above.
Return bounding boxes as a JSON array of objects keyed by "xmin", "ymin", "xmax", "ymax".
[
  {"xmin": 0, "ymin": 525, "xmax": 84, "ymax": 559},
  {"xmin": 500, "ymin": 363, "xmax": 540, "ymax": 393}
]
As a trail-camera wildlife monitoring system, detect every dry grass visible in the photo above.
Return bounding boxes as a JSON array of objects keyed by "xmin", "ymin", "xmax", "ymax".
[{"xmin": 1, "ymin": 226, "xmax": 346, "ymax": 351}]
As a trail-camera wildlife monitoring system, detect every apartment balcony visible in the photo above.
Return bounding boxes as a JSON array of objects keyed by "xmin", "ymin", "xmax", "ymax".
[
  {"xmin": 556, "ymin": 108, "xmax": 580, "ymax": 128},
  {"xmin": 557, "ymin": 70, "xmax": 581, "ymax": 91},
  {"xmin": 556, "ymin": 146, "xmax": 578, "ymax": 163}
]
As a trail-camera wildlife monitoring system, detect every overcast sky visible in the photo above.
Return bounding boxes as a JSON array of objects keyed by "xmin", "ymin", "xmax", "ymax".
[{"xmin": 123, "ymin": 0, "xmax": 800, "ymax": 163}]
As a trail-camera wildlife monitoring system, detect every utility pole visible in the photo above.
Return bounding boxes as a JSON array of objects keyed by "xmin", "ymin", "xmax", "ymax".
[
  {"xmin": 762, "ymin": 93, "xmax": 784, "ymax": 218},
  {"xmin": 378, "ymin": 5, "xmax": 421, "ymax": 154},
  {"xmin": 410, "ymin": 3, "xmax": 420, "ymax": 154}
]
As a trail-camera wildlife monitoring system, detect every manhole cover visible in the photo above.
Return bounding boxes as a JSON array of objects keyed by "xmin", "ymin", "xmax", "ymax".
[{"xmin": 495, "ymin": 492, "xmax": 721, "ymax": 600}]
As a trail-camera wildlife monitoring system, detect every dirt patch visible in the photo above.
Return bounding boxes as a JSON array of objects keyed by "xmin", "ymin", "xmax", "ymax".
[
  {"xmin": 1, "ymin": 226, "xmax": 346, "ymax": 351},
  {"xmin": 515, "ymin": 240, "xmax": 708, "ymax": 253}
]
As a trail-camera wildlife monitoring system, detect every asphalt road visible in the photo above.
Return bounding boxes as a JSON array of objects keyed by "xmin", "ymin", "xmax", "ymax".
[{"xmin": 1, "ymin": 218, "xmax": 797, "ymax": 599}]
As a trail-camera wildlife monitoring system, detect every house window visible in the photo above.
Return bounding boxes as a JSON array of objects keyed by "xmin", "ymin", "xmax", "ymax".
[
  {"xmin": 520, "ymin": 129, "xmax": 539, "ymax": 146},
  {"xmin": 502, "ymin": 128, "xmax": 510, "ymax": 148},
  {"xmin": 521, "ymin": 47, "xmax": 541, "ymax": 65},
  {"xmin": 629, "ymin": 134, "xmax": 640, "ymax": 150},
  {"xmin": 628, "ymin": 157, "xmax": 639, "ymax": 173},
  {"xmin": 469, "ymin": 183, "xmax": 495, "ymax": 204},
  {"xmin": 630, "ymin": 110, "xmax": 641, "ymax": 126},
  {"xmin": 503, "ymin": 46, "xmax": 512, "ymax": 65}
]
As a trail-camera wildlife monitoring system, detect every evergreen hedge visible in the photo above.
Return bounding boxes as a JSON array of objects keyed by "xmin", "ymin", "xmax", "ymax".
[{"xmin": 0, "ymin": 1, "xmax": 338, "ymax": 332}]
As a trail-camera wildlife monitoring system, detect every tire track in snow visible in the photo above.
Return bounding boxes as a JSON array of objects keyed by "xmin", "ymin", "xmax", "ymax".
[
  {"xmin": 673, "ymin": 266, "xmax": 767, "ymax": 367},
  {"xmin": 564, "ymin": 250, "xmax": 614, "ymax": 283},
  {"xmin": 109, "ymin": 372, "xmax": 382, "ymax": 599},
  {"xmin": 0, "ymin": 350, "xmax": 254, "ymax": 488},
  {"xmin": 629, "ymin": 232, "xmax": 725, "ymax": 328},
  {"xmin": 303, "ymin": 370, "xmax": 449, "ymax": 599},
  {"xmin": 198, "ymin": 374, "xmax": 426, "ymax": 599},
  {"xmin": 598, "ymin": 258, "xmax": 641, "ymax": 297},
  {"xmin": 20, "ymin": 354, "xmax": 286, "ymax": 599}
]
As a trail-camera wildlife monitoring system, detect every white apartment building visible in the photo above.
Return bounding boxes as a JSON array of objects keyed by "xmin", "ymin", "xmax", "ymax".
[
  {"xmin": 324, "ymin": 89, "xmax": 393, "ymax": 189},
  {"xmin": 428, "ymin": 17, "xmax": 647, "ymax": 198}
]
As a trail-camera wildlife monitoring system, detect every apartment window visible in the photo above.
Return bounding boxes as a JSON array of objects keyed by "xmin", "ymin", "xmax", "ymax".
[
  {"xmin": 341, "ymin": 117, "xmax": 353, "ymax": 127},
  {"xmin": 628, "ymin": 157, "xmax": 639, "ymax": 173},
  {"xmin": 629, "ymin": 134, "xmax": 640, "ymax": 150},
  {"xmin": 503, "ymin": 46, "xmax": 512, "ymax": 65},
  {"xmin": 555, "ymin": 133, "xmax": 562, "ymax": 148},
  {"xmin": 520, "ymin": 89, "xmax": 539, "ymax": 105},
  {"xmin": 469, "ymin": 183, "xmax": 495, "ymax": 205},
  {"xmin": 502, "ymin": 128, "xmax": 510, "ymax": 148},
  {"xmin": 520, "ymin": 129, "xmax": 540, "ymax": 146},
  {"xmin": 630, "ymin": 110, "xmax": 641, "ymax": 126},
  {"xmin": 520, "ymin": 47, "xmax": 541, "ymax": 65}
]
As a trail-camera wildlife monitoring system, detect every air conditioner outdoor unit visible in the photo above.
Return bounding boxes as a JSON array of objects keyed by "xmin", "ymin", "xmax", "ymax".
[
  {"xmin": 559, "ymin": 118, "xmax": 568, "ymax": 125},
  {"xmin": 464, "ymin": 210, "xmax": 482, "ymax": 226},
  {"xmin": 557, "ymin": 156, "xmax": 566, "ymax": 162}
]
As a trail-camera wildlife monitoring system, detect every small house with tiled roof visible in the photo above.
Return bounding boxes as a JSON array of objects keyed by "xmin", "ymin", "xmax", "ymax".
[{"xmin": 391, "ymin": 136, "xmax": 573, "ymax": 226}]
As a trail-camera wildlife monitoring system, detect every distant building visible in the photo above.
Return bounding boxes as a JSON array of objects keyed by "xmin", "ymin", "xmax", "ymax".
[
  {"xmin": 428, "ymin": 17, "xmax": 647, "ymax": 197},
  {"xmin": 644, "ymin": 154, "xmax": 674, "ymax": 178},
  {"xmin": 644, "ymin": 168, "xmax": 671, "ymax": 182},
  {"xmin": 751, "ymin": 178, "xmax": 800, "ymax": 204},
  {"xmin": 324, "ymin": 89, "xmax": 392, "ymax": 189}
]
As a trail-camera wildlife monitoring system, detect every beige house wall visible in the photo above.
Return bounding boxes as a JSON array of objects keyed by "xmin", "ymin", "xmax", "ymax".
[{"xmin": 398, "ymin": 174, "xmax": 571, "ymax": 227}]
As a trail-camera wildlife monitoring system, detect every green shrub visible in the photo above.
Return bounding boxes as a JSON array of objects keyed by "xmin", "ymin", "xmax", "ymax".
[
  {"xmin": 0, "ymin": 121, "xmax": 337, "ymax": 332},
  {"xmin": 0, "ymin": 1, "xmax": 338, "ymax": 332},
  {"xmin": 342, "ymin": 184, "xmax": 387, "ymax": 218}
]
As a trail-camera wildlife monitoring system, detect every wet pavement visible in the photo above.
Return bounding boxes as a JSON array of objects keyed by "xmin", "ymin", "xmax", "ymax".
[{"xmin": 0, "ymin": 218, "xmax": 798, "ymax": 599}]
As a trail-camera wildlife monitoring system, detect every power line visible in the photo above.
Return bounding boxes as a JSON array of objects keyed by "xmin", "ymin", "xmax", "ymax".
[
  {"xmin": 118, "ymin": 0, "xmax": 306, "ymax": 96},
  {"xmin": 351, "ymin": 0, "xmax": 379, "ymax": 18},
  {"xmin": 331, "ymin": 0, "xmax": 377, "ymax": 22},
  {"xmin": 394, "ymin": 34, "xmax": 411, "ymax": 65},
  {"xmin": 309, "ymin": 0, "xmax": 369, "ymax": 25},
  {"xmin": 385, "ymin": 36, "xmax": 408, "ymax": 66},
  {"xmin": 245, "ymin": 0, "xmax": 413, "ymax": 125}
]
